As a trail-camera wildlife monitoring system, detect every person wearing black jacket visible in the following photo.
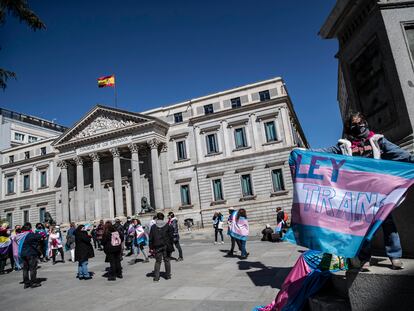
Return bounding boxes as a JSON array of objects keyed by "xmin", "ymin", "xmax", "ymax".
[
  {"xmin": 149, "ymin": 212, "xmax": 174, "ymax": 282},
  {"xmin": 101, "ymin": 221, "xmax": 122, "ymax": 281},
  {"xmin": 74, "ymin": 225, "xmax": 94, "ymax": 280},
  {"xmin": 20, "ymin": 222, "xmax": 42, "ymax": 289}
]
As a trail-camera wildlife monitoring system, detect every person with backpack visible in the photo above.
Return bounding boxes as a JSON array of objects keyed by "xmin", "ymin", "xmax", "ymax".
[
  {"xmin": 74, "ymin": 224, "xmax": 94, "ymax": 280},
  {"xmin": 149, "ymin": 212, "xmax": 174, "ymax": 282},
  {"xmin": 101, "ymin": 221, "xmax": 122, "ymax": 281}
]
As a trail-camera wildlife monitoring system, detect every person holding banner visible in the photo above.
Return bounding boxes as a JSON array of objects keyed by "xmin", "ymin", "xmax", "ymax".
[{"xmin": 314, "ymin": 112, "xmax": 414, "ymax": 270}]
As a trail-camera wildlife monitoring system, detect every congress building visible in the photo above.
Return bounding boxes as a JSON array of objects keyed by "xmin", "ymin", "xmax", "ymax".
[{"xmin": 0, "ymin": 77, "xmax": 308, "ymax": 228}]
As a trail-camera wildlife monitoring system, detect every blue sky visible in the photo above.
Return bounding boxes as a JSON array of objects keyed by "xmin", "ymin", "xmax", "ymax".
[{"xmin": 0, "ymin": 0, "xmax": 341, "ymax": 148}]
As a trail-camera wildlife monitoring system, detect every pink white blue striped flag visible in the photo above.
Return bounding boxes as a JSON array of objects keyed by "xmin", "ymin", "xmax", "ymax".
[{"xmin": 284, "ymin": 149, "xmax": 414, "ymax": 257}]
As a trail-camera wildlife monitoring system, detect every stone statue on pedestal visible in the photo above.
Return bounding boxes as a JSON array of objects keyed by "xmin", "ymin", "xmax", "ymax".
[
  {"xmin": 140, "ymin": 196, "xmax": 155, "ymax": 214},
  {"xmin": 44, "ymin": 212, "xmax": 56, "ymax": 225}
]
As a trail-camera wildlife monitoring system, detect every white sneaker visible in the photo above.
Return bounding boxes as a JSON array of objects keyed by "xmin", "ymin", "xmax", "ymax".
[
  {"xmin": 214, "ymin": 242, "xmax": 217, "ymax": 245},
  {"xmin": 221, "ymin": 241, "xmax": 224, "ymax": 244}
]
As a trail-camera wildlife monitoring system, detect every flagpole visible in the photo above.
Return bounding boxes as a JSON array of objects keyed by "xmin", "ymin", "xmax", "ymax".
[{"xmin": 113, "ymin": 75, "xmax": 117, "ymax": 108}]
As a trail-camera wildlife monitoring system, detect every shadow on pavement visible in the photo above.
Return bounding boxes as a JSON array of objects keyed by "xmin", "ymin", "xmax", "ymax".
[{"xmin": 237, "ymin": 260, "xmax": 291, "ymax": 289}]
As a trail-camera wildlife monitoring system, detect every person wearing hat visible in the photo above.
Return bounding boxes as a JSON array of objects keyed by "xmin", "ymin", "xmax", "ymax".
[{"xmin": 227, "ymin": 208, "xmax": 241, "ymax": 256}]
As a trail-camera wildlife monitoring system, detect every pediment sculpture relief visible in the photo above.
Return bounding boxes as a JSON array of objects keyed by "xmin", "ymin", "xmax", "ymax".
[{"xmin": 70, "ymin": 115, "xmax": 136, "ymax": 140}]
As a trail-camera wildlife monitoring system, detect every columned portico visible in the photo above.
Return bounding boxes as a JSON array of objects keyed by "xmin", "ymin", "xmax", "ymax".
[
  {"xmin": 148, "ymin": 138, "xmax": 164, "ymax": 210},
  {"xmin": 128, "ymin": 143, "xmax": 142, "ymax": 215},
  {"xmin": 74, "ymin": 156, "xmax": 85, "ymax": 221},
  {"xmin": 90, "ymin": 152, "xmax": 102, "ymax": 220},
  {"xmin": 111, "ymin": 147, "xmax": 124, "ymax": 217},
  {"xmin": 58, "ymin": 160, "xmax": 70, "ymax": 223},
  {"xmin": 52, "ymin": 105, "xmax": 170, "ymax": 222}
]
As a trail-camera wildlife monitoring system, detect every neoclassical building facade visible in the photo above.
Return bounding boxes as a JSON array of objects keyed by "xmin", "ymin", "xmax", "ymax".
[{"xmin": 0, "ymin": 77, "xmax": 308, "ymax": 227}]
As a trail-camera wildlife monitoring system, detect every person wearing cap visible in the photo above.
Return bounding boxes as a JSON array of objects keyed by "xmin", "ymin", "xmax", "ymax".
[{"xmin": 227, "ymin": 208, "xmax": 241, "ymax": 256}]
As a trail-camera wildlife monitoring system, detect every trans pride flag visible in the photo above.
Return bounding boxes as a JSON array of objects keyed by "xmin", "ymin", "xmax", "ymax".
[
  {"xmin": 229, "ymin": 210, "xmax": 249, "ymax": 241},
  {"xmin": 284, "ymin": 149, "xmax": 414, "ymax": 258}
]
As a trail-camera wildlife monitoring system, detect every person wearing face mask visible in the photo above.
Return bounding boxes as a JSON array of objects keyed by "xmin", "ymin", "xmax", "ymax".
[{"xmin": 313, "ymin": 112, "xmax": 414, "ymax": 271}]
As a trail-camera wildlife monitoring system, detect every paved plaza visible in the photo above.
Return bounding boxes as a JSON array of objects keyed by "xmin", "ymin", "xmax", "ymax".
[{"xmin": 0, "ymin": 237, "xmax": 304, "ymax": 311}]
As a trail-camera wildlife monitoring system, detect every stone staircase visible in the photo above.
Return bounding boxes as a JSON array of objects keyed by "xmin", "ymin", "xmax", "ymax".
[{"xmin": 308, "ymin": 257, "xmax": 414, "ymax": 311}]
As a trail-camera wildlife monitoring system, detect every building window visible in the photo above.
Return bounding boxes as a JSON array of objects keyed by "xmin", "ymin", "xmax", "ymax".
[
  {"xmin": 6, "ymin": 213, "xmax": 13, "ymax": 226},
  {"xmin": 231, "ymin": 97, "xmax": 241, "ymax": 109},
  {"xmin": 24, "ymin": 151, "xmax": 30, "ymax": 159},
  {"xmin": 14, "ymin": 132, "xmax": 25, "ymax": 141},
  {"xmin": 9, "ymin": 155, "xmax": 14, "ymax": 163},
  {"xmin": 241, "ymin": 174, "xmax": 253, "ymax": 197},
  {"xmin": 264, "ymin": 121, "xmax": 277, "ymax": 142},
  {"xmin": 174, "ymin": 112, "xmax": 183, "ymax": 123},
  {"xmin": 204, "ymin": 104, "xmax": 214, "ymax": 115},
  {"xmin": 180, "ymin": 184, "xmax": 191, "ymax": 206},
  {"xmin": 7, "ymin": 178, "xmax": 14, "ymax": 194},
  {"xmin": 39, "ymin": 208, "xmax": 46, "ymax": 223},
  {"xmin": 23, "ymin": 174, "xmax": 30, "ymax": 191},
  {"xmin": 271, "ymin": 169, "xmax": 285, "ymax": 192},
  {"xmin": 28, "ymin": 136, "xmax": 38, "ymax": 143},
  {"xmin": 206, "ymin": 133, "xmax": 219, "ymax": 154},
  {"xmin": 405, "ymin": 25, "xmax": 414, "ymax": 61},
  {"xmin": 212, "ymin": 179, "xmax": 224, "ymax": 201},
  {"xmin": 40, "ymin": 147, "xmax": 47, "ymax": 155},
  {"xmin": 40, "ymin": 171, "xmax": 47, "ymax": 188},
  {"xmin": 259, "ymin": 90, "xmax": 271, "ymax": 101},
  {"xmin": 176, "ymin": 140, "xmax": 187, "ymax": 160},
  {"xmin": 234, "ymin": 128, "xmax": 248, "ymax": 149},
  {"xmin": 23, "ymin": 210, "xmax": 29, "ymax": 224}
]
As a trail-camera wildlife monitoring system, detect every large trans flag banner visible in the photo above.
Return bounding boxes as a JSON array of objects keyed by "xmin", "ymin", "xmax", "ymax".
[{"xmin": 284, "ymin": 149, "xmax": 414, "ymax": 258}]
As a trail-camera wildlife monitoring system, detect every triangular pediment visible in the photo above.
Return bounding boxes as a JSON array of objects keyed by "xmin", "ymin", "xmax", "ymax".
[{"xmin": 53, "ymin": 105, "xmax": 164, "ymax": 147}]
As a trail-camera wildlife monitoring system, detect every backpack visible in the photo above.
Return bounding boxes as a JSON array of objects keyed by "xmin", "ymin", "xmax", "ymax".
[{"xmin": 111, "ymin": 231, "xmax": 121, "ymax": 247}]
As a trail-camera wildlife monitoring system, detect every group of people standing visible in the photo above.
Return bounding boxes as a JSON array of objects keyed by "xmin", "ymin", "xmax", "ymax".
[{"xmin": 0, "ymin": 210, "xmax": 186, "ymax": 287}]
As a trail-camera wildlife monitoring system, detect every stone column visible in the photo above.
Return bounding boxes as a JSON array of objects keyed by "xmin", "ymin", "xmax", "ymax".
[
  {"xmin": 194, "ymin": 126, "xmax": 204, "ymax": 162},
  {"xmin": 111, "ymin": 147, "xmax": 124, "ymax": 217},
  {"xmin": 58, "ymin": 160, "xmax": 70, "ymax": 224},
  {"xmin": 249, "ymin": 113, "xmax": 258, "ymax": 150},
  {"xmin": 74, "ymin": 156, "xmax": 85, "ymax": 221},
  {"xmin": 128, "ymin": 143, "xmax": 142, "ymax": 215},
  {"xmin": 89, "ymin": 153, "xmax": 102, "ymax": 220},
  {"xmin": 160, "ymin": 143, "xmax": 170, "ymax": 210},
  {"xmin": 148, "ymin": 138, "xmax": 164, "ymax": 210},
  {"xmin": 125, "ymin": 182, "xmax": 132, "ymax": 216},
  {"xmin": 220, "ymin": 120, "xmax": 231, "ymax": 156}
]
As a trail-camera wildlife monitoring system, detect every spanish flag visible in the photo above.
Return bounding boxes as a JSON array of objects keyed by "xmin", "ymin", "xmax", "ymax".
[{"xmin": 97, "ymin": 75, "xmax": 115, "ymax": 88}]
